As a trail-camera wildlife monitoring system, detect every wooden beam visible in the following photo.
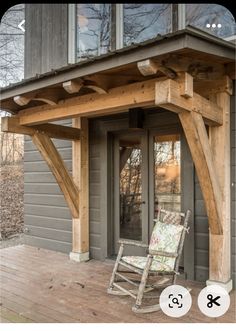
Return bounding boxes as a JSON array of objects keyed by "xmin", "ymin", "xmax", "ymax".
[
  {"xmin": 1, "ymin": 116, "xmax": 81, "ymax": 140},
  {"xmin": 137, "ymin": 59, "xmax": 159, "ymax": 76},
  {"xmin": 14, "ymin": 96, "xmax": 30, "ymax": 106},
  {"xmin": 63, "ymin": 80, "xmax": 83, "ymax": 94},
  {"xmin": 194, "ymin": 75, "xmax": 233, "ymax": 97},
  {"xmin": 137, "ymin": 59, "xmax": 177, "ymax": 78},
  {"xmin": 18, "ymin": 78, "xmax": 160, "ymax": 126},
  {"xmin": 72, "ymin": 117, "xmax": 89, "ymax": 256},
  {"xmin": 208, "ymin": 90, "xmax": 231, "ymax": 284},
  {"xmin": 155, "ymin": 77, "xmax": 223, "ymax": 126},
  {"xmin": 179, "ymin": 111, "xmax": 223, "ymax": 235},
  {"xmin": 33, "ymin": 97, "xmax": 57, "ymax": 106},
  {"xmin": 14, "ymin": 93, "xmax": 58, "ymax": 107},
  {"xmin": 31, "ymin": 132, "xmax": 80, "ymax": 218},
  {"xmin": 84, "ymin": 80, "xmax": 108, "ymax": 94},
  {"xmin": 178, "ymin": 72, "xmax": 193, "ymax": 98}
]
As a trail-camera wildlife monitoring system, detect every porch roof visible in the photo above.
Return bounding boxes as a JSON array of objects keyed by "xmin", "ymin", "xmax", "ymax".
[{"xmin": 0, "ymin": 26, "xmax": 235, "ymax": 114}]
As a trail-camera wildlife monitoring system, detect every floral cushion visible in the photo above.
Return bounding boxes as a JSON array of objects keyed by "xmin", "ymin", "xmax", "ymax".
[
  {"xmin": 162, "ymin": 211, "xmax": 182, "ymax": 225},
  {"xmin": 149, "ymin": 220, "xmax": 183, "ymax": 269},
  {"xmin": 121, "ymin": 256, "xmax": 173, "ymax": 272},
  {"xmin": 121, "ymin": 221, "xmax": 184, "ymax": 271}
]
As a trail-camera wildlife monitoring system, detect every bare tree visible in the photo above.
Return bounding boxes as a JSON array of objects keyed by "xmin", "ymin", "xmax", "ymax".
[{"xmin": 0, "ymin": 4, "xmax": 25, "ymax": 165}]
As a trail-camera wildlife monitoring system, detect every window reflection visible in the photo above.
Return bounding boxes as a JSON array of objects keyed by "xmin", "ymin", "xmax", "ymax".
[
  {"xmin": 186, "ymin": 4, "xmax": 235, "ymax": 38},
  {"xmin": 77, "ymin": 4, "xmax": 111, "ymax": 61},
  {"xmin": 0, "ymin": 4, "xmax": 24, "ymax": 87},
  {"xmin": 123, "ymin": 4, "xmax": 171, "ymax": 47},
  {"xmin": 119, "ymin": 137, "xmax": 142, "ymax": 241},
  {"xmin": 154, "ymin": 135, "xmax": 181, "ymax": 217}
]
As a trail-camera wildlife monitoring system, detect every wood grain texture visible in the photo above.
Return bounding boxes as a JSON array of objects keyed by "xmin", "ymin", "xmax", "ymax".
[
  {"xmin": 179, "ymin": 111, "xmax": 223, "ymax": 235},
  {"xmin": 18, "ymin": 78, "xmax": 161, "ymax": 125},
  {"xmin": 72, "ymin": 118, "xmax": 89, "ymax": 253},
  {"xmin": 2, "ymin": 117, "xmax": 81, "ymax": 140},
  {"xmin": 155, "ymin": 78, "xmax": 223, "ymax": 126},
  {"xmin": 31, "ymin": 132, "xmax": 79, "ymax": 218},
  {"xmin": 209, "ymin": 91, "xmax": 231, "ymax": 282},
  {"xmin": 0, "ymin": 245, "xmax": 235, "ymax": 323}
]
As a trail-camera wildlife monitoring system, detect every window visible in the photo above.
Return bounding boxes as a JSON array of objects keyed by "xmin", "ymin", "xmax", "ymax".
[
  {"xmin": 123, "ymin": 4, "xmax": 172, "ymax": 47},
  {"xmin": 0, "ymin": 4, "xmax": 25, "ymax": 87},
  {"xmin": 77, "ymin": 4, "xmax": 112, "ymax": 61},
  {"xmin": 153, "ymin": 135, "xmax": 181, "ymax": 216},
  {"xmin": 186, "ymin": 4, "xmax": 236, "ymax": 39},
  {"xmin": 74, "ymin": 4, "xmax": 235, "ymax": 62}
]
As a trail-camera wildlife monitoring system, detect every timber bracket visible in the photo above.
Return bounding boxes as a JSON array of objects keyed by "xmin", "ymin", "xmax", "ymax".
[{"xmin": 155, "ymin": 72, "xmax": 226, "ymax": 235}]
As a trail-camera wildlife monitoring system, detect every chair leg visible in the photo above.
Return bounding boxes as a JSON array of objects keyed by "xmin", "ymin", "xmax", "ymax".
[
  {"xmin": 107, "ymin": 244, "xmax": 124, "ymax": 292},
  {"xmin": 132, "ymin": 255, "xmax": 153, "ymax": 312}
]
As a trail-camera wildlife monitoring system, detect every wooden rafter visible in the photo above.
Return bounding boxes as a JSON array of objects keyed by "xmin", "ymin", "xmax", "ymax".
[
  {"xmin": 137, "ymin": 59, "xmax": 177, "ymax": 79},
  {"xmin": 155, "ymin": 75, "xmax": 223, "ymax": 126},
  {"xmin": 1, "ymin": 116, "xmax": 81, "ymax": 140},
  {"xmin": 14, "ymin": 93, "xmax": 58, "ymax": 106},
  {"xmin": 32, "ymin": 132, "xmax": 80, "ymax": 218},
  {"xmin": 18, "ymin": 78, "xmax": 160, "ymax": 126},
  {"xmin": 63, "ymin": 80, "xmax": 83, "ymax": 94}
]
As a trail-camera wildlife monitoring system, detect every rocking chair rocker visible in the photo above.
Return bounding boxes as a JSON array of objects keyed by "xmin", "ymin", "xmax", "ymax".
[{"xmin": 107, "ymin": 208, "xmax": 191, "ymax": 313}]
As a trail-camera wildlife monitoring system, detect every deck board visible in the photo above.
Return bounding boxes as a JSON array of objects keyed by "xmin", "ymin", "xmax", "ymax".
[{"xmin": 0, "ymin": 245, "xmax": 235, "ymax": 323}]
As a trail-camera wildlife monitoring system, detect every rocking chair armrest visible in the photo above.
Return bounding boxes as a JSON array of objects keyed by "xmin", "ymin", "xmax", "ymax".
[
  {"xmin": 118, "ymin": 239, "xmax": 148, "ymax": 248},
  {"xmin": 149, "ymin": 249, "xmax": 178, "ymax": 258}
]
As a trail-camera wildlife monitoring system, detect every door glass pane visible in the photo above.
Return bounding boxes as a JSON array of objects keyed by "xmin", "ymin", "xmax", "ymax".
[
  {"xmin": 154, "ymin": 134, "xmax": 181, "ymax": 217},
  {"xmin": 123, "ymin": 4, "xmax": 172, "ymax": 47},
  {"xmin": 119, "ymin": 136, "xmax": 142, "ymax": 240},
  {"xmin": 77, "ymin": 4, "xmax": 111, "ymax": 61},
  {"xmin": 186, "ymin": 4, "xmax": 236, "ymax": 39}
]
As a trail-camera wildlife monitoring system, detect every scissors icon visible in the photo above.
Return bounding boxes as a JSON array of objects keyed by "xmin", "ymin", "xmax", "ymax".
[{"xmin": 207, "ymin": 294, "xmax": 221, "ymax": 308}]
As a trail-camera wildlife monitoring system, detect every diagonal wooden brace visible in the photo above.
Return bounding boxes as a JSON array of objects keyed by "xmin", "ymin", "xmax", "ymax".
[
  {"xmin": 179, "ymin": 111, "xmax": 223, "ymax": 235},
  {"xmin": 31, "ymin": 132, "xmax": 80, "ymax": 218}
]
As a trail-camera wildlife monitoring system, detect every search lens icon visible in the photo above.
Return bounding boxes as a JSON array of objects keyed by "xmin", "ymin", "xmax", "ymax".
[{"xmin": 172, "ymin": 297, "xmax": 179, "ymax": 305}]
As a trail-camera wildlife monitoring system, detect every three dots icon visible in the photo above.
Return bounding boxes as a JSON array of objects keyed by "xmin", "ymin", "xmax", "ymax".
[{"xmin": 206, "ymin": 23, "xmax": 222, "ymax": 28}]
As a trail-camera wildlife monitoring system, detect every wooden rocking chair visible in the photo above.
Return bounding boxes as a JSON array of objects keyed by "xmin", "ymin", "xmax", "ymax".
[{"xmin": 107, "ymin": 208, "xmax": 191, "ymax": 313}]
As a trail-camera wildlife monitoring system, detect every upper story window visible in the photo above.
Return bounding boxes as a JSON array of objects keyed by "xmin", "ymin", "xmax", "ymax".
[
  {"xmin": 75, "ymin": 4, "xmax": 235, "ymax": 63},
  {"xmin": 123, "ymin": 4, "xmax": 172, "ymax": 47},
  {"xmin": 77, "ymin": 4, "xmax": 112, "ymax": 61},
  {"xmin": 0, "ymin": 4, "xmax": 25, "ymax": 87}
]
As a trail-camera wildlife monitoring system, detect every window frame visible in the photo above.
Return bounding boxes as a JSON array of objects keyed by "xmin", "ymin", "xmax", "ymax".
[{"xmin": 68, "ymin": 4, "xmax": 235, "ymax": 64}]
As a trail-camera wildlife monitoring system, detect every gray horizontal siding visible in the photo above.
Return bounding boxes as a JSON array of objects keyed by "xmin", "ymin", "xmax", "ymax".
[
  {"xmin": 24, "ymin": 120, "xmax": 72, "ymax": 253},
  {"xmin": 194, "ymin": 172, "xmax": 209, "ymax": 282},
  {"xmin": 24, "ymin": 235, "xmax": 71, "ymax": 254}
]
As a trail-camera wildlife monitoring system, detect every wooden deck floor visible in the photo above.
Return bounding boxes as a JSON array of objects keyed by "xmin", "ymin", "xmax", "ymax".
[{"xmin": 0, "ymin": 245, "xmax": 235, "ymax": 323}]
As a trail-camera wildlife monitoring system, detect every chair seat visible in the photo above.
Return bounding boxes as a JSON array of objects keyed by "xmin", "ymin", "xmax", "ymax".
[{"xmin": 121, "ymin": 256, "xmax": 173, "ymax": 272}]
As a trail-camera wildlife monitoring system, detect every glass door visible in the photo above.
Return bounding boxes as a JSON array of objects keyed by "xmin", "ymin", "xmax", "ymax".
[
  {"xmin": 153, "ymin": 134, "xmax": 181, "ymax": 217},
  {"xmin": 113, "ymin": 131, "xmax": 148, "ymax": 255}
]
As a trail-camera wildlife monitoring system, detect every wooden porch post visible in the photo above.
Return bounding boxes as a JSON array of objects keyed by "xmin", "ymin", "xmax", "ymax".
[
  {"xmin": 207, "ymin": 88, "xmax": 232, "ymax": 292},
  {"xmin": 70, "ymin": 117, "xmax": 89, "ymax": 262}
]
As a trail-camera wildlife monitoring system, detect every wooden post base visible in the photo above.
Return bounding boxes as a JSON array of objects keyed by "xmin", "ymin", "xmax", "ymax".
[
  {"xmin": 206, "ymin": 279, "xmax": 233, "ymax": 293},
  {"xmin": 69, "ymin": 251, "xmax": 90, "ymax": 262}
]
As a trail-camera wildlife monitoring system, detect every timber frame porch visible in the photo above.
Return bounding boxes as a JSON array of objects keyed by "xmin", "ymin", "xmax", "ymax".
[
  {"xmin": 0, "ymin": 27, "xmax": 235, "ymax": 289},
  {"xmin": 0, "ymin": 245, "xmax": 235, "ymax": 323}
]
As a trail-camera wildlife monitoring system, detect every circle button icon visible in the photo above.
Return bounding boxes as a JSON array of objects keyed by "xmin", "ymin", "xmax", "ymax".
[
  {"xmin": 160, "ymin": 285, "xmax": 192, "ymax": 317},
  {"xmin": 198, "ymin": 285, "xmax": 230, "ymax": 318}
]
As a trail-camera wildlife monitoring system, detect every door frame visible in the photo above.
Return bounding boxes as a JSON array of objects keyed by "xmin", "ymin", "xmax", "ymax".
[{"xmin": 95, "ymin": 110, "xmax": 195, "ymax": 279}]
